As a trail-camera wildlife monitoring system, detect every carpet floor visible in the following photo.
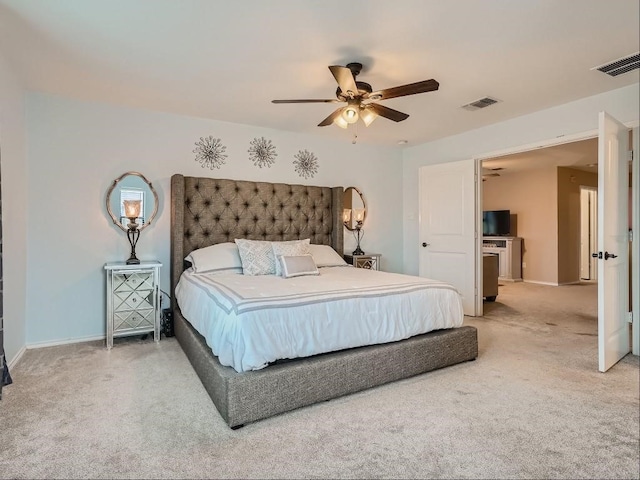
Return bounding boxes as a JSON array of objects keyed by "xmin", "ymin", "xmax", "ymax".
[{"xmin": 0, "ymin": 281, "xmax": 638, "ymax": 479}]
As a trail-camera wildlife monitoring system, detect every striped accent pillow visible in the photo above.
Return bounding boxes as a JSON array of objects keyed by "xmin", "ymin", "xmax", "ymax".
[{"xmin": 278, "ymin": 254, "xmax": 319, "ymax": 278}]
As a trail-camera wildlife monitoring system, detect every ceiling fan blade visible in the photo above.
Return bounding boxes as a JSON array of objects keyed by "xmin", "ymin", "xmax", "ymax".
[
  {"xmin": 367, "ymin": 79, "xmax": 439, "ymax": 101},
  {"xmin": 272, "ymin": 99, "xmax": 340, "ymax": 104},
  {"xmin": 328, "ymin": 65, "xmax": 358, "ymax": 98},
  {"xmin": 367, "ymin": 103, "xmax": 409, "ymax": 122},
  {"xmin": 318, "ymin": 107, "xmax": 345, "ymax": 127}
]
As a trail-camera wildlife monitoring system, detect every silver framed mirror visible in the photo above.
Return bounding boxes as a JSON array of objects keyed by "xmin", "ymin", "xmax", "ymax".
[
  {"xmin": 342, "ymin": 186, "xmax": 366, "ymax": 231},
  {"xmin": 106, "ymin": 172, "xmax": 159, "ymax": 233}
]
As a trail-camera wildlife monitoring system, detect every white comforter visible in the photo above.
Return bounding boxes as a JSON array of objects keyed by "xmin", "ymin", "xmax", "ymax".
[{"xmin": 175, "ymin": 266, "xmax": 463, "ymax": 372}]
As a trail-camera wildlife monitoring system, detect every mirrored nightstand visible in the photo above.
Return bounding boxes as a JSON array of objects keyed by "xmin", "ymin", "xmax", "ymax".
[
  {"xmin": 344, "ymin": 253, "xmax": 381, "ymax": 271},
  {"xmin": 104, "ymin": 261, "xmax": 162, "ymax": 349}
]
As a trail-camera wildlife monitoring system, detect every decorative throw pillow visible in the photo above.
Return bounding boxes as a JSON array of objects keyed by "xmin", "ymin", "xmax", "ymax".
[
  {"xmin": 185, "ymin": 242, "xmax": 243, "ymax": 274},
  {"xmin": 308, "ymin": 244, "xmax": 348, "ymax": 267},
  {"xmin": 235, "ymin": 239, "xmax": 277, "ymax": 276},
  {"xmin": 271, "ymin": 239, "xmax": 311, "ymax": 276},
  {"xmin": 278, "ymin": 254, "xmax": 319, "ymax": 279}
]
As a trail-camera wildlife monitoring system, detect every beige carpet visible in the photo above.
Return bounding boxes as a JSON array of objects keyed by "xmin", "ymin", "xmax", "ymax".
[{"xmin": 0, "ymin": 282, "xmax": 638, "ymax": 479}]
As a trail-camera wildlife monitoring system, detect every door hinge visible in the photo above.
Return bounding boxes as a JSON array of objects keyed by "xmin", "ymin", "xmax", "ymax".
[
  {"xmin": 629, "ymin": 229, "xmax": 634, "ymax": 242},
  {"xmin": 628, "ymin": 150, "xmax": 634, "ymax": 162},
  {"xmin": 628, "ymin": 311, "xmax": 634, "ymax": 324}
]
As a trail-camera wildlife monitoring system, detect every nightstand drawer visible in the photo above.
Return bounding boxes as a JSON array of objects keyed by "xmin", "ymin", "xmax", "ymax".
[
  {"xmin": 113, "ymin": 271, "xmax": 154, "ymax": 293},
  {"xmin": 113, "ymin": 289, "xmax": 154, "ymax": 312},
  {"xmin": 113, "ymin": 309, "xmax": 155, "ymax": 334},
  {"xmin": 344, "ymin": 253, "xmax": 381, "ymax": 271}
]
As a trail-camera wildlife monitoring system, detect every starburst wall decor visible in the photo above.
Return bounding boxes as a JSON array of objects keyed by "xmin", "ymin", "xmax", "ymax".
[
  {"xmin": 293, "ymin": 149, "xmax": 319, "ymax": 179},
  {"xmin": 193, "ymin": 136, "xmax": 228, "ymax": 170},
  {"xmin": 248, "ymin": 137, "xmax": 277, "ymax": 168}
]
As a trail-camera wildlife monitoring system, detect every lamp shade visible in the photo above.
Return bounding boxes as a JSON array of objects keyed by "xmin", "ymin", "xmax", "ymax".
[
  {"xmin": 333, "ymin": 114, "xmax": 349, "ymax": 129},
  {"xmin": 341, "ymin": 105, "xmax": 359, "ymax": 124},
  {"xmin": 354, "ymin": 208, "xmax": 365, "ymax": 223},
  {"xmin": 343, "ymin": 208, "xmax": 352, "ymax": 223},
  {"xmin": 360, "ymin": 107, "xmax": 378, "ymax": 127},
  {"xmin": 123, "ymin": 199, "xmax": 142, "ymax": 219}
]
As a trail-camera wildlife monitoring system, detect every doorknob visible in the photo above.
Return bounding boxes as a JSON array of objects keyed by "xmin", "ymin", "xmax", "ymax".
[{"xmin": 422, "ymin": 242, "xmax": 430, "ymax": 247}]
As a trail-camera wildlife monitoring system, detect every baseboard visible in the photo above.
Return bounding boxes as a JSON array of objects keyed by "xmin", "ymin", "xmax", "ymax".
[
  {"xmin": 26, "ymin": 334, "xmax": 105, "ymax": 350},
  {"xmin": 558, "ymin": 281, "xmax": 583, "ymax": 286},
  {"xmin": 8, "ymin": 345, "xmax": 26, "ymax": 369},
  {"xmin": 523, "ymin": 280, "xmax": 560, "ymax": 286}
]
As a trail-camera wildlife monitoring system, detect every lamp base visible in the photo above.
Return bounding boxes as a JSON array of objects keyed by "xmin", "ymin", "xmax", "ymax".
[
  {"xmin": 126, "ymin": 227, "xmax": 141, "ymax": 265},
  {"xmin": 352, "ymin": 247, "xmax": 365, "ymax": 256}
]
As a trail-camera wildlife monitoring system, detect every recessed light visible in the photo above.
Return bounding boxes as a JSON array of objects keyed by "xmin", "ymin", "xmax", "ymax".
[
  {"xmin": 586, "ymin": 163, "xmax": 597, "ymax": 168},
  {"xmin": 397, "ymin": 140, "xmax": 408, "ymax": 145}
]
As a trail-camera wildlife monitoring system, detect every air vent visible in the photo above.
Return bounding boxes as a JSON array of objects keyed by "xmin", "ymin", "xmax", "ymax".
[
  {"xmin": 592, "ymin": 52, "xmax": 639, "ymax": 77},
  {"xmin": 462, "ymin": 96, "xmax": 500, "ymax": 111}
]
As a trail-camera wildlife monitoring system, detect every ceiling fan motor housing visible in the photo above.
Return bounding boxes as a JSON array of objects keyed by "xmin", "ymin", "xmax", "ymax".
[{"xmin": 336, "ymin": 81, "xmax": 372, "ymax": 101}]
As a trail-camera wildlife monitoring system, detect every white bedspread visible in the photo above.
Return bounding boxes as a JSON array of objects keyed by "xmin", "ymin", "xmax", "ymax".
[{"xmin": 175, "ymin": 266, "xmax": 464, "ymax": 372}]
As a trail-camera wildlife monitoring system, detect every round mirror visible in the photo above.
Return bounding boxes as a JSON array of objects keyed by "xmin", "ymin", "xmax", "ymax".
[
  {"xmin": 343, "ymin": 186, "xmax": 366, "ymax": 231},
  {"xmin": 106, "ymin": 172, "xmax": 159, "ymax": 232}
]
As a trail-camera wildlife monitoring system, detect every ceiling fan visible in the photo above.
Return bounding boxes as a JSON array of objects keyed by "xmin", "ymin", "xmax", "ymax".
[
  {"xmin": 272, "ymin": 62, "xmax": 439, "ymax": 128},
  {"xmin": 482, "ymin": 167, "xmax": 504, "ymax": 181}
]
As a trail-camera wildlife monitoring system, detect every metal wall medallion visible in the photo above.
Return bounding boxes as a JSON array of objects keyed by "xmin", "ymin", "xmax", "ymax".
[
  {"xmin": 193, "ymin": 136, "xmax": 228, "ymax": 170},
  {"xmin": 293, "ymin": 149, "xmax": 319, "ymax": 179},
  {"xmin": 248, "ymin": 137, "xmax": 277, "ymax": 168}
]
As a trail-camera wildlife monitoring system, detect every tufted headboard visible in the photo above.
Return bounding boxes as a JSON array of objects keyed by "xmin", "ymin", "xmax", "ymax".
[{"xmin": 170, "ymin": 174, "xmax": 344, "ymax": 311}]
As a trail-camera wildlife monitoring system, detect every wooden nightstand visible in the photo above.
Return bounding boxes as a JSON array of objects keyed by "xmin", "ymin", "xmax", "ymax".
[
  {"xmin": 344, "ymin": 253, "xmax": 381, "ymax": 271},
  {"xmin": 104, "ymin": 261, "xmax": 162, "ymax": 349}
]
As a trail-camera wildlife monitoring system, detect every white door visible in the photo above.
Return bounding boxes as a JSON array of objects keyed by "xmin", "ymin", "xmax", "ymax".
[
  {"xmin": 419, "ymin": 159, "xmax": 477, "ymax": 316},
  {"xmin": 597, "ymin": 111, "xmax": 630, "ymax": 372}
]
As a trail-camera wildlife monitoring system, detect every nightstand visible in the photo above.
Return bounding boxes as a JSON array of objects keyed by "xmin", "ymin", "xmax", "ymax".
[
  {"xmin": 344, "ymin": 253, "xmax": 381, "ymax": 271},
  {"xmin": 104, "ymin": 261, "xmax": 162, "ymax": 349}
]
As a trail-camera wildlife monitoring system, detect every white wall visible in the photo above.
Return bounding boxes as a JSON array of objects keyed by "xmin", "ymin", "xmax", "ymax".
[
  {"xmin": 25, "ymin": 93, "xmax": 403, "ymax": 346},
  {"xmin": 0, "ymin": 52, "xmax": 28, "ymax": 363},
  {"xmin": 402, "ymin": 83, "xmax": 640, "ymax": 275}
]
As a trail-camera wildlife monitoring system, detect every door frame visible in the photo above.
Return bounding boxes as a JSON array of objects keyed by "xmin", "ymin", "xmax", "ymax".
[
  {"xmin": 632, "ymin": 127, "xmax": 639, "ymax": 356},
  {"xmin": 579, "ymin": 185, "xmax": 598, "ymax": 281},
  {"xmin": 473, "ymin": 123, "xmax": 639, "ymax": 337}
]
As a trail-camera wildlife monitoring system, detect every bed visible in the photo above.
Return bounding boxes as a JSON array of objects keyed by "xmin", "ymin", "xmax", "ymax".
[{"xmin": 170, "ymin": 174, "xmax": 478, "ymax": 428}]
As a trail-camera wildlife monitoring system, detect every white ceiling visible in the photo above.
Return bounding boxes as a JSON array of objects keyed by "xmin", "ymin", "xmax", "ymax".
[{"xmin": 0, "ymin": 0, "xmax": 638, "ymax": 147}]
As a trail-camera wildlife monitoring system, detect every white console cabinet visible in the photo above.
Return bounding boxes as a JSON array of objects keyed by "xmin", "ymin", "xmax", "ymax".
[{"xmin": 482, "ymin": 237, "xmax": 522, "ymax": 282}]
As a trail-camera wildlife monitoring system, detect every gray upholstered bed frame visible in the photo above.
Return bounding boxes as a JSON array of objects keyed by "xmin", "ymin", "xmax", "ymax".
[{"xmin": 170, "ymin": 174, "xmax": 478, "ymax": 428}]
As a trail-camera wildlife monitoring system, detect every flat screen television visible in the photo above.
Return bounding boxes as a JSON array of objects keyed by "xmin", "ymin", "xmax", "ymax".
[{"xmin": 483, "ymin": 210, "xmax": 511, "ymax": 236}]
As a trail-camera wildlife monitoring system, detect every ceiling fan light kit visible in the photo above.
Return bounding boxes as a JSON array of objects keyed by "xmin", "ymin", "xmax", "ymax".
[
  {"xmin": 272, "ymin": 62, "xmax": 439, "ymax": 130},
  {"xmin": 342, "ymin": 104, "xmax": 359, "ymax": 124}
]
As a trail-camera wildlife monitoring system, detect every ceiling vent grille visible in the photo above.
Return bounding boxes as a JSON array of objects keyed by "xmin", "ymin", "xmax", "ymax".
[
  {"xmin": 461, "ymin": 96, "xmax": 500, "ymax": 111},
  {"xmin": 592, "ymin": 52, "xmax": 639, "ymax": 77}
]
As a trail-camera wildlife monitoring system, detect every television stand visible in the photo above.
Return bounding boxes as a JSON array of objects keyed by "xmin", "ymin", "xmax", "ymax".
[{"xmin": 482, "ymin": 236, "xmax": 522, "ymax": 282}]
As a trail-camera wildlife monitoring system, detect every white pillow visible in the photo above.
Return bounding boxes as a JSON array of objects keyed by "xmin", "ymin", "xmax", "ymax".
[
  {"xmin": 235, "ymin": 239, "xmax": 276, "ymax": 276},
  {"xmin": 185, "ymin": 242, "xmax": 243, "ymax": 274},
  {"xmin": 271, "ymin": 239, "xmax": 311, "ymax": 276},
  {"xmin": 309, "ymin": 244, "xmax": 348, "ymax": 267},
  {"xmin": 278, "ymin": 254, "xmax": 319, "ymax": 278}
]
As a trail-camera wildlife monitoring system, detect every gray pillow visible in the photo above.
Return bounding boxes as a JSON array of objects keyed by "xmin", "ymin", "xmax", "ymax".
[{"xmin": 278, "ymin": 254, "xmax": 320, "ymax": 278}]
